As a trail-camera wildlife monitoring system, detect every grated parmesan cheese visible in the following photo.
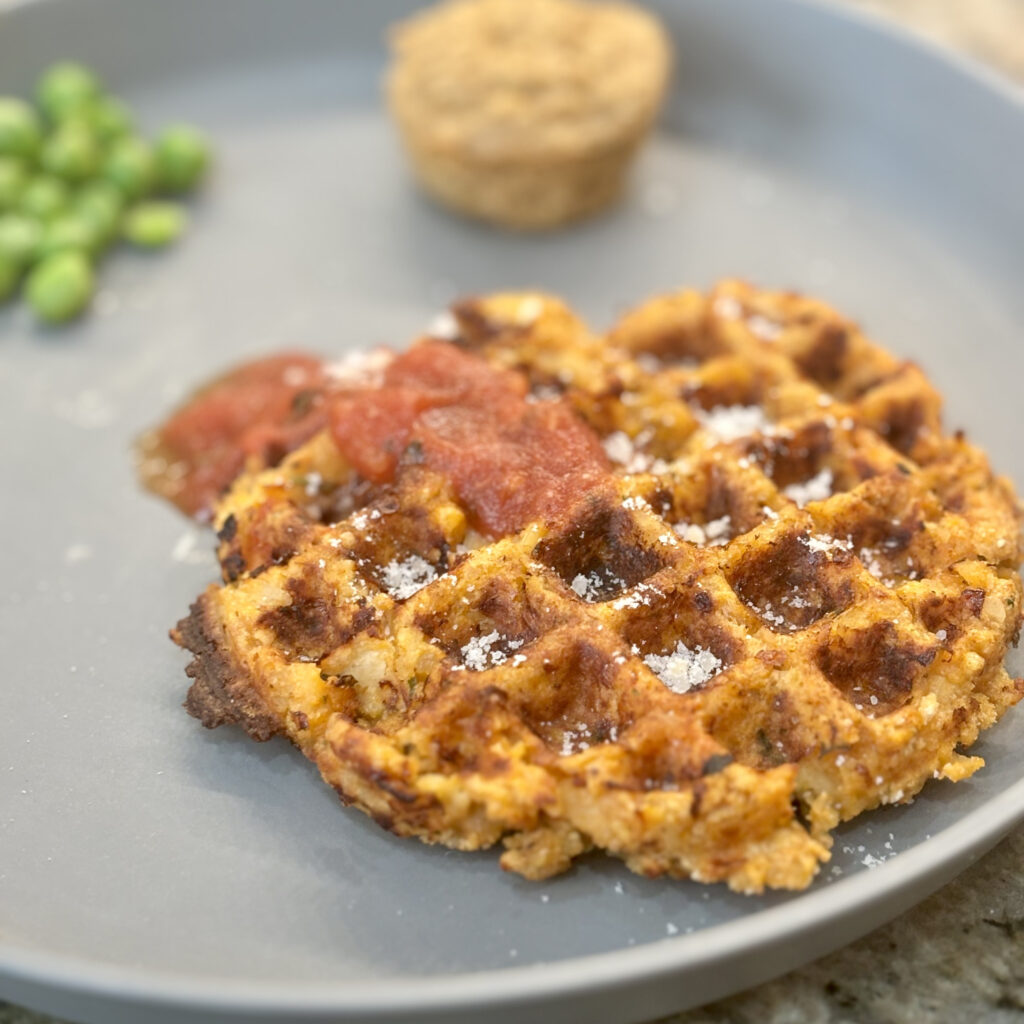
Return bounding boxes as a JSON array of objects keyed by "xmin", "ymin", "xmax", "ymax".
[
  {"xmin": 643, "ymin": 641, "xmax": 723, "ymax": 694},
  {"xmin": 459, "ymin": 631, "xmax": 503, "ymax": 670},
  {"xmin": 859, "ymin": 546, "xmax": 891, "ymax": 583},
  {"xmin": 759, "ymin": 602, "xmax": 787, "ymax": 627},
  {"xmin": 603, "ymin": 430, "xmax": 662, "ymax": 474},
  {"xmin": 783, "ymin": 468, "xmax": 834, "ymax": 507},
  {"xmin": 673, "ymin": 515, "xmax": 731, "ymax": 546},
  {"xmin": 380, "ymin": 554, "xmax": 438, "ymax": 600},
  {"xmin": 302, "ymin": 471, "xmax": 323, "ymax": 498},
  {"xmin": 324, "ymin": 347, "xmax": 393, "ymax": 386},
  {"xmin": 426, "ymin": 310, "xmax": 460, "ymax": 340},
  {"xmin": 570, "ymin": 572, "xmax": 618, "ymax": 602},
  {"xmin": 457, "ymin": 632, "xmax": 524, "ymax": 671},
  {"xmin": 803, "ymin": 533, "xmax": 853, "ymax": 557},
  {"xmin": 746, "ymin": 314, "xmax": 782, "ymax": 341},
  {"xmin": 611, "ymin": 582, "xmax": 660, "ymax": 611},
  {"xmin": 603, "ymin": 431, "xmax": 636, "ymax": 466},
  {"xmin": 712, "ymin": 295, "xmax": 742, "ymax": 320},
  {"xmin": 560, "ymin": 723, "xmax": 592, "ymax": 756},
  {"xmin": 674, "ymin": 522, "xmax": 706, "ymax": 545},
  {"xmin": 350, "ymin": 508, "xmax": 382, "ymax": 531},
  {"xmin": 696, "ymin": 405, "xmax": 771, "ymax": 444}
]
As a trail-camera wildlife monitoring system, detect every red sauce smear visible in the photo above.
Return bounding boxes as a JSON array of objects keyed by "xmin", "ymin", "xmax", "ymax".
[
  {"xmin": 138, "ymin": 353, "xmax": 329, "ymax": 519},
  {"xmin": 143, "ymin": 340, "xmax": 612, "ymax": 536},
  {"xmin": 329, "ymin": 341, "xmax": 611, "ymax": 535}
]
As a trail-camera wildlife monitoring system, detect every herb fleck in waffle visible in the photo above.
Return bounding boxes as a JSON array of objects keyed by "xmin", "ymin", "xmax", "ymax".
[{"xmin": 172, "ymin": 281, "xmax": 1023, "ymax": 892}]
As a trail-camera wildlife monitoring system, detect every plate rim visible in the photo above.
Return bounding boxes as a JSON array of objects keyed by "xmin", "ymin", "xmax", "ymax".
[
  {"xmin": 2, "ymin": 777, "xmax": 1024, "ymax": 1018},
  {"xmin": 2, "ymin": 0, "xmax": 1023, "ymax": 1018}
]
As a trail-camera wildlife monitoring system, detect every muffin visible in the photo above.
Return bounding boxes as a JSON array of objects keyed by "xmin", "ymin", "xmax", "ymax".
[{"xmin": 386, "ymin": 0, "xmax": 673, "ymax": 230}]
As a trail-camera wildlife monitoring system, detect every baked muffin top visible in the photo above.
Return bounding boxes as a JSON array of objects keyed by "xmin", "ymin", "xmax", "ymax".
[{"xmin": 387, "ymin": 0, "xmax": 672, "ymax": 162}]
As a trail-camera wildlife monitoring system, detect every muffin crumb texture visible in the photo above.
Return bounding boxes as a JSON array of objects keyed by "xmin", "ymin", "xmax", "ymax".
[{"xmin": 387, "ymin": 0, "xmax": 672, "ymax": 229}]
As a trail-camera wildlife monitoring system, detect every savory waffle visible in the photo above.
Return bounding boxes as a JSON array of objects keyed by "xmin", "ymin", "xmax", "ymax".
[{"xmin": 172, "ymin": 280, "xmax": 1023, "ymax": 892}]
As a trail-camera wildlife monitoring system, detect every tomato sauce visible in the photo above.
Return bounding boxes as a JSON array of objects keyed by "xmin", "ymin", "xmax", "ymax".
[
  {"xmin": 138, "ymin": 353, "xmax": 328, "ymax": 520},
  {"xmin": 328, "ymin": 341, "xmax": 611, "ymax": 535},
  {"xmin": 144, "ymin": 339, "xmax": 611, "ymax": 536}
]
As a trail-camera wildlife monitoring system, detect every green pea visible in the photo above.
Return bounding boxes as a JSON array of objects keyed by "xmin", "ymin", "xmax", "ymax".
[
  {"xmin": 0, "ymin": 157, "xmax": 29, "ymax": 211},
  {"xmin": 0, "ymin": 213, "xmax": 44, "ymax": 268},
  {"xmin": 85, "ymin": 95, "xmax": 133, "ymax": 143},
  {"xmin": 154, "ymin": 124, "xmax": 210, "ymax": 193},
  {"xmin": 0, "ymin": 254, "xmax": 18, "ymax": 303},
  {"xmin": 103, "ymin": 137, "xmax": 155, "ymax": 199},
  {"xmin": 0, "ymin": 98, "xmax": 42, "ymax": 159},
  {"xmin": 122, "ymin": 200, "xmax": 186, "ymax": 247},
  {"xmin": 40, "ymin": 120, "xmax": 101, "ymax": 182},
  {"xmin": 74, "ymin": 180, "xmax": 123, "ymax": 247},
  {"xmin": 25, "ymin": 250, "xmax": 94, "ymax": 323},
  {"xmin": 19, "ymin": 174, "xmax": 70, "ymax": 221},
  {"xmin": 37, "ymin": 62, "xmax": 101, "ymax": 122},
  {"xmin": 36, "ymin": 214, "xmax": 101, "ymax": 260}
]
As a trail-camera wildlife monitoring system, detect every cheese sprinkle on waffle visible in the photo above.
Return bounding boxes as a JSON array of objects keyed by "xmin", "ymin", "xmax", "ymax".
[{"xmin": 170, "ymin": 281, "xmax": 1023, "ymax": 892}]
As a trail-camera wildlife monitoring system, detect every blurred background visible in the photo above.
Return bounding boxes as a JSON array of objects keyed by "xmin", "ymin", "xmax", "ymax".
[{"xmin": 847, "ymin": 0, "xmax": 1024, "ymax": 78}]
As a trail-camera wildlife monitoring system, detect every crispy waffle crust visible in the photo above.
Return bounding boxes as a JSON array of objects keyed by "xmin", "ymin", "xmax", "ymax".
[{"xmin": 172, "ymin": 280, "xmax": 1024, "ymax": 892}]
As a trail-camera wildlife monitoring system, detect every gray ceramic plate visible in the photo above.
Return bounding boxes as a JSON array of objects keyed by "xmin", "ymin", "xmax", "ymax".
[{"xmin": 1, "ymin": 1, "xmax": 1023, "ymax": 1022}]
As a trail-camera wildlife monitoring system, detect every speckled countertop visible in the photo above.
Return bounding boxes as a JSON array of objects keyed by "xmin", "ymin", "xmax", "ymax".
[{"xmin": 2, "ymin": 3, "xmax": 1023, "ymax": 1024}]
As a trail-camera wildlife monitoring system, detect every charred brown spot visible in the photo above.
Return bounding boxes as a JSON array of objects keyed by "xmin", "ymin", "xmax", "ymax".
[
  {"xmin": 816, "ymin": 620, "xmax": 936, "ymax": 715},
  {"xmin": 596, "ymin": 376, "xmax": 626, "ymax": 400},
  {"xmin": 173, "ymin": 595, "xmax": 280, "ymax": 741},
  {"xmin": 516, "ymin": 640, "xmax": 622, "ymax": 751},
  {"xmin": 879, "ymin": 397, "xmax": 927, "ymax": 456},
  {"xmin": 414, "ymin": 575, "xmax": 553, "ymax": 659},
  {"xmin": 726, "ymin": 531, "xmax": 854, "ymax": 633},
  {"xmin": 689, "ymin": 779, "xmax": 705, "ymax": 816},
  {"xmin": 683, "ymin": 359, "xmax": 763, "ymax": 411},
  {"xmin": 849, "ymin": 369, "xmax": 899, "ymax": 400},
  {"xmin": 220, "ymin": 505, "xmax": 312, "ymax": 580},
  {"xmin": 221, "ymin": 551, "xmax": 246, "ymax": 583},
  {"xmin": 741, "ymin": 421, "xmax": 867, "ymax": 493},
  {"xmin": 635, "ymin": 321, "xmax": 725, "ymax": 363},
  {"xmin": 678, "ymin": 462, "xmax": 762, "ymax": 536},
  {"xmin": 258, "ymin": 571, "xmax": 370, "ymax": 662},
  {"xmin": 619, "ymin": 711, "xmax": 724, "ymax": 789},
  {"xmin": 796, "ymin": 323, "xmax": 848, "ymax": 388},
  {"xmin": 534, "ymin": 494, "xmax": 666, "ymax": 602},
  {"xmin": 762, "ymin": 691, "xmax": 813, "ymax": 762},
  {"xmin": 319, "ymin": 474, "xmax": 378, "ymax": 525},
  {"xmin": 617, "ymin": 578, "xmax": 737, "ymax": 676},
  {"xmin": 919, "ymin": 588, "xmax": 987, "ymax": 644},
  {"xmin": 450, "ymin": 300, "xmax": 517, "ymax": 346},
  {"xmin": 217, "ymin": 513, "xmax": 237, "ymax": 543},
  {"xmin": 368, "ymin": 770, "xmax": 419, "ymax": 805},
  {"xmin": 291, "ymin": 710, "xmax": 309, "ymax": 730}
]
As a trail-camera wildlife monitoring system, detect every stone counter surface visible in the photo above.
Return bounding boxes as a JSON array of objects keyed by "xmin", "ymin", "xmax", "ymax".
[{"xmin": 2, "ymin": 2, "xmax": 1023, "ymax": 1023}]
